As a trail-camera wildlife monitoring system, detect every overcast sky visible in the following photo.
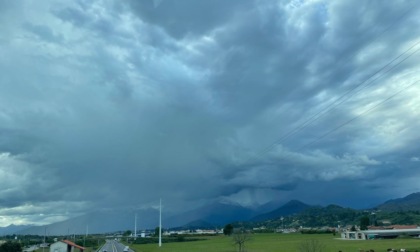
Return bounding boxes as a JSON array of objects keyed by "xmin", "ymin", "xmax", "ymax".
[{"xmin": 1, "ymin": 0, "xmax": 420, "ymax": 227}]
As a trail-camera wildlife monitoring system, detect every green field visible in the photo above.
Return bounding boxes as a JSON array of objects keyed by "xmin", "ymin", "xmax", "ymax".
[{"xmin": 129, "ymin": 233, "xmax": 420, "ymax": 252}]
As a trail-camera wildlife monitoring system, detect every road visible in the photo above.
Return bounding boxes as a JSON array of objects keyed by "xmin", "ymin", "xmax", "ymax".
[{"xmin": 99, "ymin": 240, "xmax": 133, "ymax": 252}]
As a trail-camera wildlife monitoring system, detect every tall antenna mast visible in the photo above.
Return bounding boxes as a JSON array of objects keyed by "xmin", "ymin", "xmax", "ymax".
[
  {"xmin": 159, "ymin": 199, "xmax": 162, "ymax": 247},
  {"xmin": 84, "ymin": 225, "xmax": 88, "ymax": 247},
  {"xmin": 134, "ymin": 213, "xmax": 137, "ymax": 238},
  {"xmin": 42, "ymin": 227, "xmax": 46, "ymax": 252}
]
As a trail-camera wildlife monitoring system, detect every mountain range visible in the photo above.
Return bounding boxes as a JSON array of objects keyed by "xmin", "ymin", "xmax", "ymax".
[
  {"xmin": 0, "ymin": 224, "xmax": 34, "ymax": 236},
  {"xmin": 251, "ymin": 200, "xmax": 311, "ymax": 222},
  {"xmin": 375, "ymin": 192, "xmax": 420, "ymax": 212},
  {"xmin": 7, "ymin": 192, "xmax": 420, "ymax": 235}
]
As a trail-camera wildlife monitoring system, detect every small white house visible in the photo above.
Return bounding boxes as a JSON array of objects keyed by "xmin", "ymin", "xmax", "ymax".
[{"xmin": 50, "ymin": 240, "xmax": 85, "ymax": 252}]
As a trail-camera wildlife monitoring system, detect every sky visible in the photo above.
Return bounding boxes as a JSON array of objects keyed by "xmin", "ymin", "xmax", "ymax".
[{"xmin": 1, "ymin": 0, "xmax": 420, "ymax": 227}]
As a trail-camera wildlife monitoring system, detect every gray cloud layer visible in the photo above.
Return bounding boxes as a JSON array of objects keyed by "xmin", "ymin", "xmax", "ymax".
[{"xmin": 1, "ymin": 0, "xmax": 420, "ymax": 226}]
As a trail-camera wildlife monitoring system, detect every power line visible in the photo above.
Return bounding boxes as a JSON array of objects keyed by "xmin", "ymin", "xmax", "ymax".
[
  {"xmin": 249, "ymin": 39, "xmax": 420, "ymax": 162},
  {"xmin": 238, "ymin": 5, "xmax": 420, "ymax": 165},
  {"xmin": 296, "ymin": 79, "xmax": 420, "ymax": 151}
]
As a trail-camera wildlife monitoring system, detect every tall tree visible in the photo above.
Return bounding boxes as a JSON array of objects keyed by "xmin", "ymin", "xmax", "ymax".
[
  {"xmin": 232, "ymin": 229, "xmax": 251, "ymax": 252},
  {"xmin": 223, "ymin": 224, "xmax": 234, "ymax": 236},
  {"xmin": 360, "ymin": 215, "xmax": 370, "ymax": 230},
  {"xmin": 154, "ymin": 227, "xmax": 162, "ymax": 237}
]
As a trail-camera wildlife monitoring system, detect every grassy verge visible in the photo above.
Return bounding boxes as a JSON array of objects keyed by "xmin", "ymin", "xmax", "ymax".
[{"xmin": 128, "ymin": 233, "xmax": 420, "ymax": 252}]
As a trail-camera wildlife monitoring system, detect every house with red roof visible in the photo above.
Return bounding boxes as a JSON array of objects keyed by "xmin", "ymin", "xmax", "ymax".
[{"xmin": 50, "ymin": 240, "xmax": 85, "ymax": 252}]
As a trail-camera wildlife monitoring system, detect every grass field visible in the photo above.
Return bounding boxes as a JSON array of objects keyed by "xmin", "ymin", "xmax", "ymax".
[{"xmin": 128, "ymin": 233, "xmax": 420, "ymax": 252}]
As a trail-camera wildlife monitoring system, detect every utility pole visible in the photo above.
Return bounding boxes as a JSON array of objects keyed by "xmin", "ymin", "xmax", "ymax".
[
  {"xmin": 135, "ymin": 213, "xmax": 137, "ymax": 239},
  {"xmin": 84, "ymin": 225, "xmax": 88, "ymax": 247},
  {"xmin": 159, "ymin": 199, "xmax": 162, "ymax": 247},
  {"xmin": 42, "ymin": 227, "xmax": 46, "ymax": 252}
]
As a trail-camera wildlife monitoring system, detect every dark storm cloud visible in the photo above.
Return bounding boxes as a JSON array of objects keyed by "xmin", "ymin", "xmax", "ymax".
[
  {"xmin": 127, "ymin": 0, "xmax": 249, "ymax": 39},
  {"xmin": 0, "ymin": 0, "xmax": 420, "ymax": 226}
]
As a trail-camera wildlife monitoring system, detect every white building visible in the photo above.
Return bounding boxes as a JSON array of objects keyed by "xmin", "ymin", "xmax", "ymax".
[
  {"xmin": 50, "ymin": 240, "xmax": 85, "ymax": 252},
  {"xmin": 341, "ymin": 226, "xmax": 420, "ymax": 240}
]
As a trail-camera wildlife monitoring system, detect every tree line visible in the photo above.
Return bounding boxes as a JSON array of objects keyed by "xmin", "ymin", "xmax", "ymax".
[{"xmin": 0, "ymin": 241, "xmax": 22, "ymax": 252}]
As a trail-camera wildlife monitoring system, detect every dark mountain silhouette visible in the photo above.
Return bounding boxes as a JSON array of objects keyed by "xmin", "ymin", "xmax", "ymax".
[
  {"xmin": 375, "ymin": 192, "xmax": 420, "ymax": 211},
  {"xmin": 17, "ymin": 202, "xmax": 256, "ymax": 235},
  {"xmin": 295, "ymin": 204, "xmax": 360, "ymax": 227},
  {"xmin": 10, "ymin": 192, "xmax": 420, "ymax": 235},
  {"xmin": 0, "ymin": 224, "xmax": 34, "ymax": 235},
  {"xmin": 169, "ymin": 202, "xmax": 257, "ymax": 228},
  {"xmin": 253, "ymin": 199, "xmax": 287, "ymax": 213},
  {"xmin": 178, "ymin": 219, "xmax": 216, "ymax": 230},
  {"xmin": 251, "ymin": 200, "xmax": 311, "ymax": 221}
]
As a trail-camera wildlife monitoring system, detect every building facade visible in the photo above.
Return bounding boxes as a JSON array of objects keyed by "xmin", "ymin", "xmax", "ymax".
[{"xmin": 50, "ymin": 240, "xmax": 85, "ymax": 252}]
